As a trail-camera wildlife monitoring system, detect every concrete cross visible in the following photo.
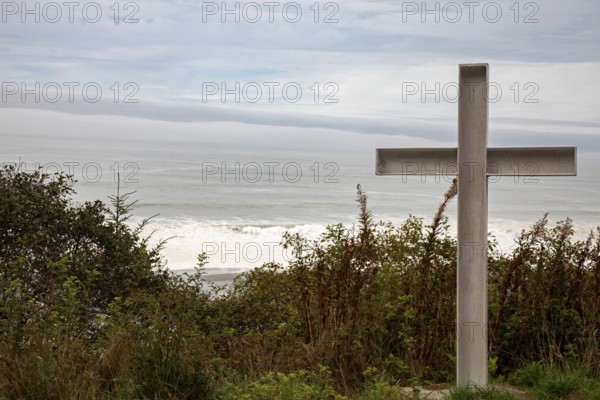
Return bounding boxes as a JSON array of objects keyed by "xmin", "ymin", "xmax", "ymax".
[{"xmin": 375, "ymin": 64, "xmax": 577, "ymax": 387}]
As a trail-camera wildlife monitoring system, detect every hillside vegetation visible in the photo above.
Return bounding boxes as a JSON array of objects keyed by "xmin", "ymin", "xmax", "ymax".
[{"xmin": 1, "ymin": 166, "xmax": 599, "ymax": 399}]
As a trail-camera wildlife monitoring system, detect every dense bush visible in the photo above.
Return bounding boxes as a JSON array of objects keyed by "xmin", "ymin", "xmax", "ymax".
[
  {"xmin": 0, "ymin": 165, "xmax": 170, "ymax": 323},
  {"xmin": 1, "ymin": 166, "xmax": 599, "ymax": 399},
  {"xmin": 488, "ymin": 215, "xmax": 600, "ymax": 374},
  {"xmin": 0, "ymin": 166, "xmax": 213, "ymax": 399}
]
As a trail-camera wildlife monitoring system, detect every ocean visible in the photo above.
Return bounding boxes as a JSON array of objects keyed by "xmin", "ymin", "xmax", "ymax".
[{"xmin": 3, "ymin": 131, "xmax": 599, "ymax": 280}]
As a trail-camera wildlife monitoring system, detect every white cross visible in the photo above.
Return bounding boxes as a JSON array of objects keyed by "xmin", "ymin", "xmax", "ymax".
[{"xmin": 376, "ymin": 63, "xmax": 577, "ymax": 387}]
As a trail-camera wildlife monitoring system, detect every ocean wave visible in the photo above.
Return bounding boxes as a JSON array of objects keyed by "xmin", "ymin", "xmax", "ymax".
[
  {"xmin": 128, "ymin": 215, "xmax": 600, "ymax": 272},
  {"xmin": 128, "ymin": 217, "xmax": 328, "ymax": 271}
]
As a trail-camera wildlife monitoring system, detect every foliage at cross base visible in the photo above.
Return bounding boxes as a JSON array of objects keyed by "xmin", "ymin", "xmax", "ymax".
[
  {"xmin": 213, "ymin": 182, "xmax": 460, "ymax": 390},
  {"xmin": 1, "ymin": 165, "xmax": 599, "ymax": 399}
]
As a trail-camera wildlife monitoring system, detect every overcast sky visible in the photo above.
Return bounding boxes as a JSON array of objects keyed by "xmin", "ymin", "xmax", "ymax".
[{"xmin": 1, "ymin": 0, "xmax": 599, "ymax": 151}]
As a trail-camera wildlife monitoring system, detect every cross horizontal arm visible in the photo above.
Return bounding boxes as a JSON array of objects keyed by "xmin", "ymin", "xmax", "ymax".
[{"xmin": 376, "ymin": 147, "xmax": 577, "ymax": 176}]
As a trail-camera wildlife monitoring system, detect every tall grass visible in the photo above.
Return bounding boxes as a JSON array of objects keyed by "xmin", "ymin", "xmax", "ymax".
[{"xmin": 508, "ymin": 362, "xmax": 600, "ymax": 399}]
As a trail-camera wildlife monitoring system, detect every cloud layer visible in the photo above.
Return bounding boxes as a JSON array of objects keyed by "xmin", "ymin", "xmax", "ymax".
[{"xmin": 1, "ymin": 0, "xmax": 599, "ymax": 149}]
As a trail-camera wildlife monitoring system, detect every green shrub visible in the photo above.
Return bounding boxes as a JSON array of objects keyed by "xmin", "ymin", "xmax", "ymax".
[
  {"xmin": 0, "ymin": 166, "xmax": 216, "ymax": 399},
  {"xmin": 362, "ymin": 381, "xmax": 410, "ymax": 400},
  {"xmin": 509, "ymin": 364, "xmax": 600, "ymax": 400},
  {"xmin": 220, "ymin": 367, "xmax": 344, "ymax": 400},
  {"xmin": 508, "ymin": 362, "xmax": 546, "ymax": 388},
  {"xmin": 444, "ymin": 385, "xmax": 516, "ymax": 400},
  {"xmin": 533, "ymin": 371, "xmax": 584, "ymax": 399}
]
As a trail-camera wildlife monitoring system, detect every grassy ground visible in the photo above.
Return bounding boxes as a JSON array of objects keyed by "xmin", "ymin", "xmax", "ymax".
[{"xmin": 216, "ymin": 364, "xmax": 600, "ymax": 400}]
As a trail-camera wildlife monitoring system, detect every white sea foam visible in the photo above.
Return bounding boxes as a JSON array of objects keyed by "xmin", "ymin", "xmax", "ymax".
[
  {"xmin": 131, "ymin": 217, "xmax": 329, "ymax": 271},
  {"xmin": 132, "ymin": 216, "xmax": 600, "ymax": 273}
]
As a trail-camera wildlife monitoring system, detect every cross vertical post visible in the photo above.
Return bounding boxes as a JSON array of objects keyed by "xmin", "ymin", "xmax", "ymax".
[{"xmin": 457, "ymin": 64, "xmax": 489, "ymax": 386}]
